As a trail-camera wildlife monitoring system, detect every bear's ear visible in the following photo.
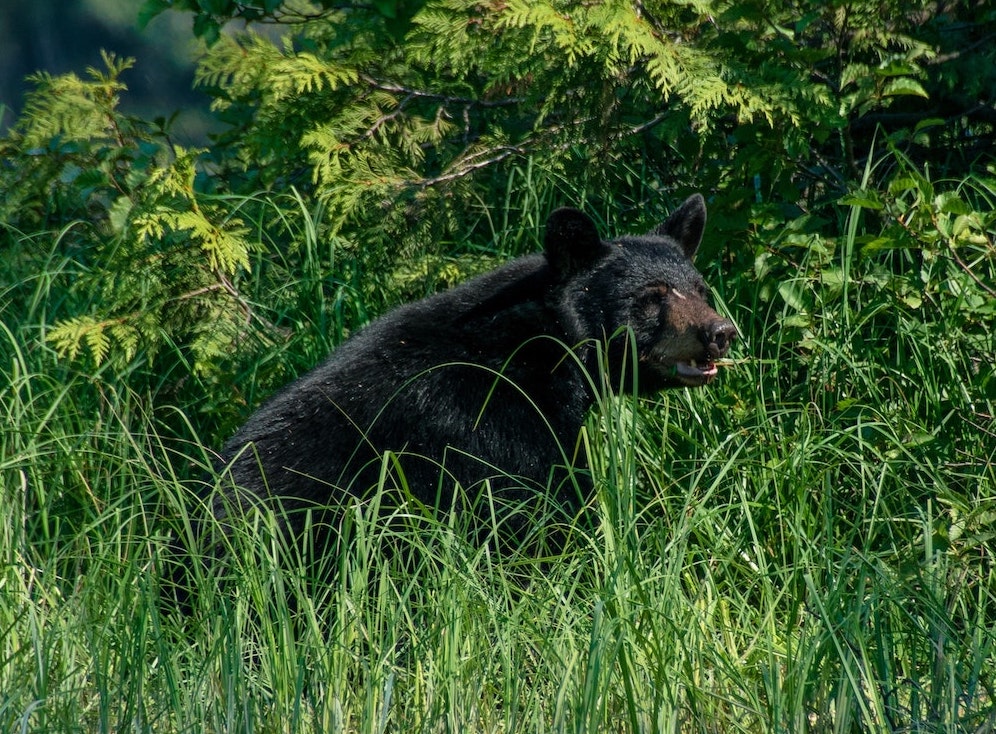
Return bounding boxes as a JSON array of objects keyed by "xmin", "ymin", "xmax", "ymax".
[
  {"xmin": 652, "ymin": 193, "xmax": 707, "ymax": 260},
  {"xmin": 544, "ymin": 207, "xmax": 605, "ymax": 278}
]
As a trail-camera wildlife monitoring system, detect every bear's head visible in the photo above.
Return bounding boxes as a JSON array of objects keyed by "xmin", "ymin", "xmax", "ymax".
[{"xmin": 544, "ymin": 194, "xmax": 737, "ymax": 392}]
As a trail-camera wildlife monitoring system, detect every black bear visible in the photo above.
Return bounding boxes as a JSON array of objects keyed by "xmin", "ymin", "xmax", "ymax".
[{"xmin": 213, "ymin": 194, "xmax": 736, "ymax": 549}]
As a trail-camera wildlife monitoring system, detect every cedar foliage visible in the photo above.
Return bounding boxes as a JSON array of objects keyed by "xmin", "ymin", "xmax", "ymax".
[{"xmin": 1, "ymin": 0, "xmax": 994, "ymax": 434}]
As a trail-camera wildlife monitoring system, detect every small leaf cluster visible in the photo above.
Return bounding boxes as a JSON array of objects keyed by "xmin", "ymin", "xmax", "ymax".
[
  {"xmin": 1, "ymin": 53, "xmax": 255, "ymax": 378},
  {"xmin": 748, "ymin": 150, "xmax": 996, "ymax": 433}
]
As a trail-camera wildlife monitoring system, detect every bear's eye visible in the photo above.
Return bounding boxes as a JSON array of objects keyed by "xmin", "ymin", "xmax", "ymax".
[
  {"xmin": 638, "ymin": 284, "xmax": 669, "ymax": 299},
  {"xmin": 634, "ymin": 285, "xmax": 668, "ymax": 316}
]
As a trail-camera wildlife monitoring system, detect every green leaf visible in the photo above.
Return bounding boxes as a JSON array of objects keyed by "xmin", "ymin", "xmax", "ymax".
[
  {"xmin": 859, "ymin": 236, "xmax": 912, "ymax": 255},
  {"xmin": 777, "ymin": 280, "xmax": 810, "ymax": 312},
  {"xmin": 914, "ymin": 117, "xmax": 945, "ymax": 133},
  {"xmin": 780, "ymin": 312, "xmax": 811, "ymax": 328},
  {"xmin": 934, "ymin": 192, "xmax": 970, "ymax": 215},
  {"xmin": 888, "ymin": 176, "xmax": 921, "ymax": 195},
  {"xmin": 876, "ymin": 60, "xmax": 918, "ymax": 78},
  {"xmin": 108, "ymin": 196, "xmax": 133, "ymax": 234},
  {"xmin": 138, "ymin": 0, "xmax": 171, "ymax": 29},
  {"xmin": 374, "ymin": 0, "xmax": 398, "ymax": 19},
  {"xmin": 839, "ymin": 190, "xmax": 884, "ymax": 210},
  {"xmin": 193, "ymin": 14, "xmax": 221, "ymax": 44},
  {"xmin": 882, "ymin": 78, "xmax": 929, "ymax": 99},
  {"xmin": 199, "ymin": 0, "xmax": 230, "ymax": 14}
]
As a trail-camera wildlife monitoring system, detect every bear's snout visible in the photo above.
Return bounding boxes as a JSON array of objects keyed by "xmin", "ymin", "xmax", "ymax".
[{"xmin": 703, "ymin": 319, "xmax": 737, "ymax": 358}]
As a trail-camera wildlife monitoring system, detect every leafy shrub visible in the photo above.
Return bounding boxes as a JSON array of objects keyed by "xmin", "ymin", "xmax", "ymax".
[{"xmin": 1, "ymin": 54, "xmax": 254, "ymax": 382}]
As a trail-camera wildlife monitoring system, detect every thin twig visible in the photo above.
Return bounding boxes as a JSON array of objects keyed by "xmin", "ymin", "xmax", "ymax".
[
  {"xmin": 419, "ymin": 146, "xmax": 524, "ymax": 188},
  {"xmin": 363, "ymin": 75, "xmax": 524, "ymax": 108},
  {"xmin": 946, "ymin": 240, "xmax": 996, "ymax": 300}
]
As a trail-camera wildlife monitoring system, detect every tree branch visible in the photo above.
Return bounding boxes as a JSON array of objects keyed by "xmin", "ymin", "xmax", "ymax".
[{"xmin": 362, "ymin": 75, "xmax": 524, "ymax": 108}]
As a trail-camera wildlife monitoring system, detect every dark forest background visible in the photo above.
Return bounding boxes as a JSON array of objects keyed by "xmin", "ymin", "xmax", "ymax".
[{"xmin": 0, "ymin": 0, "xmax": 212, "ymax": 140}]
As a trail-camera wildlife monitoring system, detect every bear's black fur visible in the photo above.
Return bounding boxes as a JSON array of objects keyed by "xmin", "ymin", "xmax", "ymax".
[{"xmin": 212, "ymin": 194, "xmax": 736, "ymax": 550}]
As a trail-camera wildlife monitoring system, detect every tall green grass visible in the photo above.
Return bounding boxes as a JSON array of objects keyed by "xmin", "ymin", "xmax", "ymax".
[{"xmin": 2, "ymin": 173, "xmax": 994, "ymax": 732}]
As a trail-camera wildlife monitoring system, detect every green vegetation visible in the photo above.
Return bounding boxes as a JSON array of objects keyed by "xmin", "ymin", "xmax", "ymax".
[{"xmin": 2, "ymin": 1, "xmax": 994, "ymax": 731}]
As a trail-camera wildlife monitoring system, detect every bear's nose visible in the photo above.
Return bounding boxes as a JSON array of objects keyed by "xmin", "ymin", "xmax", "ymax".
[{"xmin": 705, "ymin": 320, "xmax": 738, "ymax": 357}]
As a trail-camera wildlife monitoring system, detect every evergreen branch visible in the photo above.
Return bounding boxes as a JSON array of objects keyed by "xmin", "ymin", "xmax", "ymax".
[
  {"xmin": 418, "ymin": 108, "xmax": 670, "ymax": 190},
  {"xmin": 926, "ymin": 32, "xmax": 996, "ymax": 64},
  {"xmin": 362, "ymin": 76, "xmax": 524, "ymax": 108},
  {"xmin": 618, "ymin": 111, "xmax": 670, "ymax": 138},
  {"xmin": 419, "ymin": 145, "xmax": 525, "ymax": 188},
  {"xmin": 174, "ymin": 271, "xmax": 284, "ymax": 335},
  {"xmin": 356, "ymin": 94, "xmax": 415, "ymax": 144}
]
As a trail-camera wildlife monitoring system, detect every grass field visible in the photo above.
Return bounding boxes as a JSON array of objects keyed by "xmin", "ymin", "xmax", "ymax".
[{"xmin": 2, "ymin": 178, "xmax": 995, "ymax": 732}]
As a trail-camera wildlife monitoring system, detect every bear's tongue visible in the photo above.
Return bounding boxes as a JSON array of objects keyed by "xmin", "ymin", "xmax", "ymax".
[{"xmin": 675, "ymin": 359, "xmax": 717, "ymax": 380}]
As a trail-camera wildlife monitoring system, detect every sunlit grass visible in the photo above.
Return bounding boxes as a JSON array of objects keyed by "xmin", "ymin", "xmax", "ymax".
[{"xmin": 2, "ymin": 175, "xmax": 994, "ymax": 732}]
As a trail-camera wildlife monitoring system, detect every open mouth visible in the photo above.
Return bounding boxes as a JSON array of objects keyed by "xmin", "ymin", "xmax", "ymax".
[{"xmin": 673, "ymin": 358, "xmax": 718, "ymax": 386}]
